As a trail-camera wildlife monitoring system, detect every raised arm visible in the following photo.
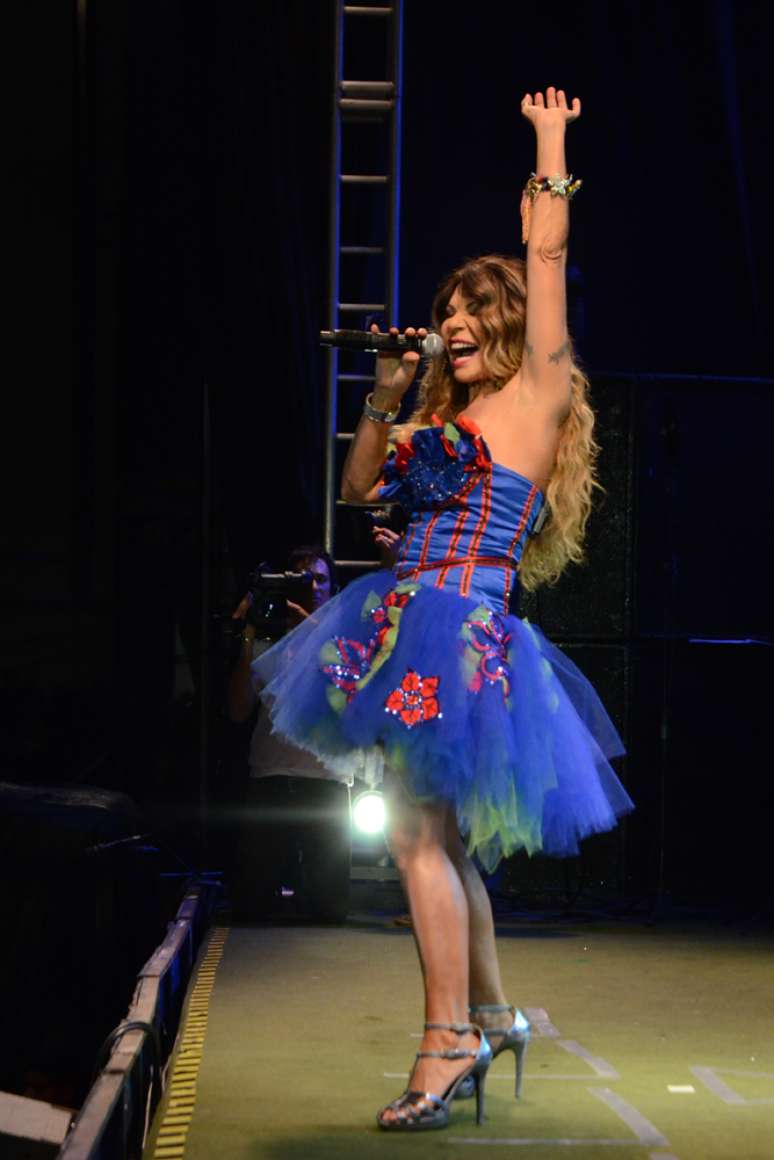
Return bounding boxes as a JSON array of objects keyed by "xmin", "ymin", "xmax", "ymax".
[
  {"xmin": 519, "ymin": 87, "xmax": 581, "ymax": 417},
  {"xmin": 340, "ymin": 326, "xmax": 425, "ymax": 503}
]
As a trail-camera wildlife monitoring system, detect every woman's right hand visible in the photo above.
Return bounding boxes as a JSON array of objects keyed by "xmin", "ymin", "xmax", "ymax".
[
  {"xmin": 371, "ymin": 324, "xmax": 427, "ymax": 404},
  {"xmin": 232, "ymin": 591, "xmax": 253, "ymax": 622}
]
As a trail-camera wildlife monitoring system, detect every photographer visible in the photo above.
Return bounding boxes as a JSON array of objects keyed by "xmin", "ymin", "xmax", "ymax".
[
  {"xmin": 228, "ymin": 530, "xmax": 401, "ymax": 731},
  {"xmin": 227, "ymin": 547, "xmax": 334, "ymax": 726},
  {"xmin": 226, "ymin": 529, "xmax": 402, "ymax": 920},
  {"xmin": 226, "ymin": 546, "xmax": 349, "ymax": 921}
]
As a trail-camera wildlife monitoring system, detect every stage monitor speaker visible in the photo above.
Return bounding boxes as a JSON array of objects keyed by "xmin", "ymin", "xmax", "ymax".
[{"xmin": 520, "ymin": 378, "xmax": 634, "ymax": 639}]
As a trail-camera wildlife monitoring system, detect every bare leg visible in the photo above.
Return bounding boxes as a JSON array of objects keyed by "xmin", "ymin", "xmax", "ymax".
[
  {"xmin": 445, "ymin": 816, "xmax": 517, "ymax": 1040},
  {"xmin": 379, "ymin": 772, "xmax": 480, "ymax": 1124}
]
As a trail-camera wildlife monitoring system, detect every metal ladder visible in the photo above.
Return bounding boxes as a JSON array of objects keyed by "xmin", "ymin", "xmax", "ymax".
[{"xmin": 323, "ymin": 0, "xmax": 404, "ymax": 571}]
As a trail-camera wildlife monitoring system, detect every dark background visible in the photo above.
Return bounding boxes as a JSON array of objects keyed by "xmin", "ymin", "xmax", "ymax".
[{"xmin": 5, "ymin": 0, "xmax": 773, "ymax": 904}]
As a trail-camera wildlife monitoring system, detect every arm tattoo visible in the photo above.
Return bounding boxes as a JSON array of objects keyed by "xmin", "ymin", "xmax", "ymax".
[{"xmin": 548, "ymin": 340, "xmax": 570, "ymax": 365}]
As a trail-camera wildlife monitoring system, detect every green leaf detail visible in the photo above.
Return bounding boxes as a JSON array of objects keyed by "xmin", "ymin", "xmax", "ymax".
[
  {"xmin": 319, "ymin": 640, "xmax": 341, "ymax": 665},
  {"xmin": 358, "ymin": 621, "xmax": 399, "ymax": 691},
  {"xmin": 361, "ymin": 590, "xmax": 382, "ymax": 619},
  {"xmin": 326, "ymin": 686, "xmax": 348, "ymax": 714}
]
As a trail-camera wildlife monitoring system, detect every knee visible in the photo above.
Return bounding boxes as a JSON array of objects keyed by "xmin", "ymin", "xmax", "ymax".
[
  {"xmin": 386, "ymin": 820, "xmax": 445, "ymax": 874},
  {"xmin": 383, "ymin": 791, "xmax": 447, "ymax": 872},
  {"xmin": 387, "ymin": 826, "xmax": 427, "ymax": 873}
]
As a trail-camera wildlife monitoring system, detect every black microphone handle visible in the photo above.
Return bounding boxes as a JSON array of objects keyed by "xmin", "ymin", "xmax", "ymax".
[{"xmin": 319, "ymin": 329, "xmax": 443, "ymax": 357}]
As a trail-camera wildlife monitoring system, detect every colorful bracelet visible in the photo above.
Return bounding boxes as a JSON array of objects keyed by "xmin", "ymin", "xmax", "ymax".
[
  {"xmin": 521, "ymin": 172, "xmax": 582, "ymax": 243},
  {"xmin": 524, "ymin": 172, "xmax": 583, "ymax": 202},
  {"xmin": 363, "ymin": 392, "xmax": 400, "ymax": 424}
]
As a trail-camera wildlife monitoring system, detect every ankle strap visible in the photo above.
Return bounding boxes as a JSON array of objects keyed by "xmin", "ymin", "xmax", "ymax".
[
  {"xmin": 468, "ymin": 1004, "xmax": 515, "ymax": 1015},
  {"xmin": 424, "ymin": 1021, "xmax": 472, "ymax": 1034}
]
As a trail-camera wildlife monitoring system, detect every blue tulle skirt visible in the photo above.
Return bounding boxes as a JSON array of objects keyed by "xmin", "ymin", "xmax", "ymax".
[{"xmin": 252, "ymin": 570, "xmax": 632, "ymax": 871}]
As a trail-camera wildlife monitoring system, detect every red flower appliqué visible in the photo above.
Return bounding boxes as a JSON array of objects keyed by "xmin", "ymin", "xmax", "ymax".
[
  {"xmin": 321, "ymin": 637, "xmax": 375, "ymax": 703},
  {"xmin": 393, "ymin": 440, "xmax": 415, "ymax": 474},
  {"xmin": 385, "ymin": 669, "xmax": 441, "ymax": 729},
  {"xmin": 432, "ymin": 413, "xmax": 491, "ymax": 472}
]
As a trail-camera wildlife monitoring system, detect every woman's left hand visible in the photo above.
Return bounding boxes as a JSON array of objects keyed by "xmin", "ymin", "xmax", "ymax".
[{"xmin": 521, "ymin": 87, "xmax": 581, "ymax": 133}]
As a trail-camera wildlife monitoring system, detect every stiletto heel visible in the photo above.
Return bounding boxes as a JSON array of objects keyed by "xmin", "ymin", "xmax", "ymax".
[
  {"xmin": 513, "ymin": 1030, "xmax": 528, "ymax": 1098},
  {"xmin": 469, "ymin": 1003, "xmax": 531, "ymax": 1100},
  {"xmin": 377, "ymin": 1022, "xmax": 492, "ymax": 1131},
  {"xmin": 473, "ymin": 1065, "xmax": 487, "ymax": 1124}
]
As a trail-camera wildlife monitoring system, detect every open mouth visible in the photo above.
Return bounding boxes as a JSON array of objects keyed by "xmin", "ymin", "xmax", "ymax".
[{"xmin": 449, "ymin": 342, "xmax": 479, "ymax": 365}]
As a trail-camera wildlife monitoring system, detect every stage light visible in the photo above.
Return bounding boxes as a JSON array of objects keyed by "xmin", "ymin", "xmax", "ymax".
[{"xmin": 352, "ymin": 791, "xmax": 385, "ymax": 835}]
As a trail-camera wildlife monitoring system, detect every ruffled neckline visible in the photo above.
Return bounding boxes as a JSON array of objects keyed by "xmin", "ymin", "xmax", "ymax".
[
  {"xmin": 429, "ymin": 414, "xmax": 544, "ymax": 497},
  {"xmin": 379, "ymin": 412, "xmax": 545, "ymax": 511}
]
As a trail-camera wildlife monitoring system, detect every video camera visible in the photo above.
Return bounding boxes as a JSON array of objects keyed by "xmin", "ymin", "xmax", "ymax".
[{"xmin": 244, "ymin": 565, "xmax": 315, "ymax": 641}]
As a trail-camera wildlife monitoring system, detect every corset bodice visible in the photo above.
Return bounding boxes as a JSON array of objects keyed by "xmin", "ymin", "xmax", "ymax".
[{"xmin": 378, "ymin": 416, "xmax": 545, "ymax": 612}]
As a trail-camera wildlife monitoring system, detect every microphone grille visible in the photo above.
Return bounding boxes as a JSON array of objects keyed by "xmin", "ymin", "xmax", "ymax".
[{"xmin": 422, "ymin": 332, "xmax": 445, "ymax": 358}]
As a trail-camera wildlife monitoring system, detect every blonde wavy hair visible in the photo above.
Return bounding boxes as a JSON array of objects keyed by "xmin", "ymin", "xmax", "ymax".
[{"xmin": 397, "ymin": 254, "xmax": 600, "ymax": 591}]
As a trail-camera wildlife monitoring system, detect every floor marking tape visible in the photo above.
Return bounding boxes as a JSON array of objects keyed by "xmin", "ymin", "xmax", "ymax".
[
  {"xmin": 701, "ymin": 1068, "xmax": 774, "ymax": 1079},
  {"xmin": 690, "ymin": 1065, "xmax": 774, "ymax": 1106},
  {"xmin": 557, "ymin": 1040, "xmax": 620, "ymax": 1079},
  {"xmin": 667, "ymin": 1085, "xmax": 695, "ymax": 1093},
  {"xmin": 588, "ymin": 1087, "xmax": 669, "ymax": 1147},
  {"xmin": 450, "ymin": 1138, "xmax": 642, "ymax": 1146},
  {"xmin": 523, "ymin": 1008, "xmax": 561, "ymax": 1038},
  {"xmin": 151, "ymin": 925, "xmax": 230, "ymax": 1159}
]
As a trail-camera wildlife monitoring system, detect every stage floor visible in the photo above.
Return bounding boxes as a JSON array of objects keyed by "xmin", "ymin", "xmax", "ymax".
[{"xmin": 145, "ymin": 910, "xmax": 773, "ymax": 1160}]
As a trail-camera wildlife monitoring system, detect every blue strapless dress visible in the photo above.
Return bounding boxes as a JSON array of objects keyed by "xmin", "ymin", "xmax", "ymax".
[{"xmin": 253, "ymin": 416, "xmax": 633, "ymax": 871}]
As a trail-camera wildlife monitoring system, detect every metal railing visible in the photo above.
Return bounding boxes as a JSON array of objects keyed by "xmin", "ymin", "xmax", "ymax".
[{"xmin": 57, "ymin": 878, "xmax": 219, "ymax": 1159}]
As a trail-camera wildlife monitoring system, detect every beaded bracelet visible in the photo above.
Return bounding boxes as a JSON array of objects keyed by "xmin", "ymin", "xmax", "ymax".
[{"xmin": 363, "ymin": 392, "xmax": 400, "ymax": 424}]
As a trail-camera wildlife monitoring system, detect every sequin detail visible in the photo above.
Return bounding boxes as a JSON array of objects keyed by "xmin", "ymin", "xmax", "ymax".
[
  {"xmin": 320, "ymin": 581, "xmax": 419, "ymax": 711},
  {"xmin": 319, "ymin": 636, "xmax": 377, "ymax": 711},
  {"xmin": 460, "ymin": 604, "xmax": 513, "ymax": 703}
]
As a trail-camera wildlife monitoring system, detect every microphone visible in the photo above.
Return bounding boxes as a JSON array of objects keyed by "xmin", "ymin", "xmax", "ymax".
[{"xmin": 319, "ymin": 329, "xmax": 445, "ymax": 358}]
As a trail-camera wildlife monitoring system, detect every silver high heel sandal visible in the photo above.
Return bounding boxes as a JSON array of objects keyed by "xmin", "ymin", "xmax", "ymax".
[
  {"xmin": 376, "ymin": 1021, "xmax": 492, "ymax": 1131},
  {"xmin": 469, "ymin": 1003, "xmax": 531, "ymax": 1098}
]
